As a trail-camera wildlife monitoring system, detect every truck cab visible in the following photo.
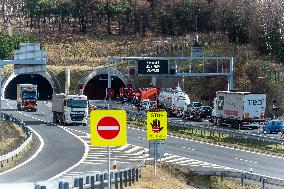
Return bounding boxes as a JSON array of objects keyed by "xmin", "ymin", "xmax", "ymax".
[
  {"xmin": 52, "ymin": 94, "xmax": 88, "ymax": 126},
  {"xmin": 17, "ymin": 84, "xmax": 38, "ymax": 111}
]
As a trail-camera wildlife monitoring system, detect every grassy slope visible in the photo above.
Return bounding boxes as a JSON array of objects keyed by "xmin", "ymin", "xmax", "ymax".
[
  {"xmin": 42, "ymin": 34, "xmax": 283, "ymax": 112},
  {"xmin": 0, "ymin": 120, "xmax": 25, "ymax": 155},
  {"xmin": 131, "ymin": 164, "xmax": 259, "ymax": 189}
]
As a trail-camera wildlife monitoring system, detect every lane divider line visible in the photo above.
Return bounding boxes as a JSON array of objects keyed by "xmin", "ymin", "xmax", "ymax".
[{"xmin": 0, "ymin": 101, "xmax": 45, "ymax": 176}]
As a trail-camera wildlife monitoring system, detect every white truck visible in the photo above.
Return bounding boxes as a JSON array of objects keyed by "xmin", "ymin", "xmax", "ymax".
[
  {"xmin": 17, "ymin": 84, "xmax": 38, "ymax": 111},
  {"xmin": 158, "ymin": 86, "xmax": 191, "ymax": 116},
  {"xmin": 211, "ymin": 91, "xmax": 266, "ymax": 129},
  {"xmin": 52, "ymin": 93, "xmax": 88, "ymax": 126}
]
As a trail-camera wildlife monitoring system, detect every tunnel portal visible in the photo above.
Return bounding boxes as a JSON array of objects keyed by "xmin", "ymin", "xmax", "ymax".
[
  {"xmin": 5, "ymin": 74, "xmax": 53, "ymax": 100},
  {"xmin": 83, "ymin": 74, "xmax": 126, "ymax": 100}
]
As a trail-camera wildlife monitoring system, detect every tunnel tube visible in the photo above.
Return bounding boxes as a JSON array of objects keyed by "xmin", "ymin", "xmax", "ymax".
[
  {"xmin": 77, "ymin": 67, "xmax": 132, "ymax": 100},
  {"xmin": 4, "ymin": 74, "xmax": 53, "ymax": 100},
  {"xmin": 83, "ymin": 74, "xmax": 126, "ymax": 100}
]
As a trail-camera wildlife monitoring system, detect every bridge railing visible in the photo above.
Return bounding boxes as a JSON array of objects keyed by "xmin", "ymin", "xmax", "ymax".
[{"xmin": 0, "ymin": 113, "xmax": 32, "ymax": 166}]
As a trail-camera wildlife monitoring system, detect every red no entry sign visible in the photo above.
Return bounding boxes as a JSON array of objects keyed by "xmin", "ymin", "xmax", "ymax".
[{"xmin": 97, "ymin": 116, "xmax": 120, "ymax": 140}]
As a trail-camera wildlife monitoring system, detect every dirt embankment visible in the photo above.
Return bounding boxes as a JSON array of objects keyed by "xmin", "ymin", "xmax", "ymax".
[
  {"xmin": 0, "ymin": 120, "xmax": 26, "ymax": 155},
  {"xmin": 130, "ymin": 164, "xmax": 259, "ymax": 189}
]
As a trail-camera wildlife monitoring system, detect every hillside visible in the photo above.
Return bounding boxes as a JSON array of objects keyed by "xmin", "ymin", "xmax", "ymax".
[{"xmin": 0, "ymin": 0, "xmax": 283, "ymax": 117}]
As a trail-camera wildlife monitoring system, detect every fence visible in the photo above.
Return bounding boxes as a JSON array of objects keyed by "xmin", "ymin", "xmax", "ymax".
[
  {"xmin": 35, "ymin": 167, "xmax": 141, "ymax": 189},
  {"xmin": 189, "ymin": 170, "xmax": 284, "ymax": 189},
  {"xmin": 0, "ymin": 113, "xmax": 32, "ymax": 167},
  {"xmin": 127, "ymin": 110, "xmax": 284, "ymax": 145}
]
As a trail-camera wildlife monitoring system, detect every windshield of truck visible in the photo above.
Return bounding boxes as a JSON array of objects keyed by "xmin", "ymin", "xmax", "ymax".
[
  {"xmin": 193, "ymin": 102, "xmax": 202, "ymax": 108},
  {"xmin": 22, "ymin": 91, "xmax": 37, "ymax": 99},
  {"xmin": 67, "ymin": 99, "xmax": 87, "ymax": 108},
  {"xmin": 202, "ymin": 106, "xmax": 212, "ymax": 111}
]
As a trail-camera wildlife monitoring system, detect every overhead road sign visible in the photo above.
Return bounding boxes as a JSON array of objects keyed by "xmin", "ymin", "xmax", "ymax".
[
  {"xmin": 108, "ymin": 56, "xmax": 234, "ymax": 91},
  {"xmin": 90, "ymin": 110, "xmax": 127, "ymax": 146},
  {"xmin": 147, "ymin": 111, "xmax": 167, "ymax": 140},
  {"xmin": 138, "ymin": 59, "xmax": 169, "ymax": 75}
]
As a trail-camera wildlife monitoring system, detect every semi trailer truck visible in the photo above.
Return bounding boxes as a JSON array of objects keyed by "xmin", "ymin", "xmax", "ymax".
[
  {"xmin": 52, "ymin": 93, "xmax": 88, "ymax": 126},
  {"xmin": 17, "ymin": 84, "xmax": 38, "ymax": 111},
  {"xmin": 158, "ymin": 86, "xmax": 190, "ymax": 116},
  {"xmin": 211, "ymin": 91, "xmax": 266, "ymax": 129}
]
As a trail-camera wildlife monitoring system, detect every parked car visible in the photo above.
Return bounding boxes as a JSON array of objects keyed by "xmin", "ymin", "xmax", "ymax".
[
  {"xmin": 263, "ymin": 120, "xmax": 284, "ymax": 134},
  {"xmin": 199, "ymin": 106, "xmax": 212, "ymax": 118}
]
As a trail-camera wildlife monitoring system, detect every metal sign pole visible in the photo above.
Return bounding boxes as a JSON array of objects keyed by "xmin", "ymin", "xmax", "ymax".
[
  {"xmin": 107, "ymin": 57, "xmax": 111, "ymax": 189},
  {"xmin": 0, "ymin": 65, "xmax": 2, "ymax": 119},
  {"xmin": 108, "ymin": 146, "xmax": 111, "ymax": 189},
  {"xmin": 154, "ymin": 140, "xmax": 157, "ymax": 177}
]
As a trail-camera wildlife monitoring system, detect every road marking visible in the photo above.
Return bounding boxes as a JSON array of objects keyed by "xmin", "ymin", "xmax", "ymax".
[
  {"xmin": 0, "ymin": 126, "xmax": 44, "ymax": 176},
  {"xmin": 0, "ymin": 101, "xmax": 45, "ymax": 176},
  {"xmin": 234, "ymin": 157, "xmax": 258, "ymax": 164},
  {"xmin": 5, "ymin": 101, "xmax": 90, "ymax": 181}
]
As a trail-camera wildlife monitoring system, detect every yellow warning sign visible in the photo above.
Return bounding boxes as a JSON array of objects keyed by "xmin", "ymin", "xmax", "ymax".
[
  {"xmin": 147, "ymin": 111, "xmax": 167, "ymax": 140},
  {"xmin": 90, "ymin": 110, "xmax": 127, "ymax": 146}
]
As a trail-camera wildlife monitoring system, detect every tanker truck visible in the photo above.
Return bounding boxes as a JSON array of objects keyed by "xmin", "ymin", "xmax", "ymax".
[{"xmin": 158, "ymin": 86, "xmax": 190, "ymax": 117}]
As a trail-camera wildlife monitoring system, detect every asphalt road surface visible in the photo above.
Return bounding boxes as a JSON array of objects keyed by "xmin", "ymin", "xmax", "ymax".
[{"xmin": 2, "ymin": 100, "xmax": 284, "ymax": 186}]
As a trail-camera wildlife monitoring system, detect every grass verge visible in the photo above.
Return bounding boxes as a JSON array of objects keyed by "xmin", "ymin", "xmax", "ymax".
[
  {"xmin": 130, "ymin": 164, "xmax": 259, "ymax": 189},
  {"xmin": 0, "ymin": 120, "xmax": 35, "ymax": 173},
  {"xmin": 128, "ymin": 120, "xmax": 284, "ymax": 156}
]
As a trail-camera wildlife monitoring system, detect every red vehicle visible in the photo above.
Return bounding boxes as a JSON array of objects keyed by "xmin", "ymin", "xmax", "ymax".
[{"xmin": 119, "ymin": 86, "xmax": 134, "ymax": 102}]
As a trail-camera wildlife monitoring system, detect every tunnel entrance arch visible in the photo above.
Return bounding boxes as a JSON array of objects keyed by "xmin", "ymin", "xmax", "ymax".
[
  {"xmin": 78, "ymin": 67, "xmax": 131, "ymax": 100},
  {"xmin": 3, "ymin": 71, "xmax": 61, "ymax": 100}
]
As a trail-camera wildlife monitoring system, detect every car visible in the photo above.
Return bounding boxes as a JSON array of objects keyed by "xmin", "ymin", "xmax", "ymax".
[
  {"xmin": 192, "ymin": 102, "xmax": 203, "ymax": 110},
  {"xmin": 199, "ymin": 106, "xmax": 212, "ymax": 118},
  {"xmin": 263, "ymin": 120, "xmax": 284, "ymax": 134}
]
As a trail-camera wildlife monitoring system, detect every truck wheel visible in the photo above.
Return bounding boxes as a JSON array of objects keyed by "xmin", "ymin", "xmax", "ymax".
[{"xmin": 53, "ymin": 116, "xmax": 57, "ymax": 124}]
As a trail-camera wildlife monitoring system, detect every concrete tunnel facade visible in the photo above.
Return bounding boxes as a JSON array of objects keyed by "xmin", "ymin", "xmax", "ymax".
[
  {"xmin": 2, "ymin": 67, "xmax": 130, "ymax": 101},
  {"xmin": 2, "ymin": 71, "xmax": 61, "ymax": 100},
  {"xmin": 77, "ymin": 67, "xmax": 131, "ymax": 100}
]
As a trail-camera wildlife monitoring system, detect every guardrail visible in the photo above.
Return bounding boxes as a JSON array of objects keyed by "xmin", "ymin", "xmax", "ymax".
[
  {"xmin": 127, "ymin": 110, "xmax": 284, "ymax": 145},
  {"xmin": 189, "ymin": 170, "xmax": 284, "ymax": 189},
  {"xmin": 35, "ymin": 167, "xmax": 141, "ymax": 189},
  {"xmin": 0, "ymin": 113, "xmax": 32, "ymax": 166}
]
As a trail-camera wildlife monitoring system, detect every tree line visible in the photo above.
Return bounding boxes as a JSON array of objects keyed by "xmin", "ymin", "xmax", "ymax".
[{"xmin": 2, "ymin": 0, "xmax": 284, "ymax": 65}]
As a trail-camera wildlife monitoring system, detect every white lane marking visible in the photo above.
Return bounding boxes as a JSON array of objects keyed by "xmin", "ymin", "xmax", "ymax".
[
  {"xmin": 124, "ymin": 146, "xmax": 142, "ymax": 154},
  {"xmin": 7, "ymin": 100, "xmax": 90, "ymax": 181},
  {"xmin": 0, "ymin": 101, "xmax": 45, "ymax": 176},
  {"xmin": 81, "ymin": 162, "xmax": 103, "ymax": 165},
  {"xmin": 234, "ymin": 157, "xmax": 258, "ymax": 164},
  {"xmin": 48, "ymin": 125, "xmax": 89, "ymax": 180},
  {"xmin": 0, "ymin": 127, "xmax": 44, "ymax": 176}
]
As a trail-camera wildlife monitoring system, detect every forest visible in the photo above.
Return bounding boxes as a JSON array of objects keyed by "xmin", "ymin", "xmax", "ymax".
[{"xmin": 0, "ymin": 0, "xmax": 282, "ymax": 65}]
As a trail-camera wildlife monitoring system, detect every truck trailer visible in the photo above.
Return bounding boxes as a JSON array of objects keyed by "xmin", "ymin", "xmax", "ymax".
[
  {"xmin": 158, "ymin": 86, "xmax": 190, "ymax": 116},
  {"xmin": 211, "ymin": 91, "xmax": 266, "ymax": 129},
  {"xmin": 52, "ymin": 93, "xmax": 88, "ymax": 126},
  {"xmin": 17, "ymin": 84, "xmax": 38, "ymax": 111}
]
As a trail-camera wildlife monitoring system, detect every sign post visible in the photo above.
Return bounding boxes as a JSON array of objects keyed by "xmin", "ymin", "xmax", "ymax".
[
  {"xmin": 147, "ymin": 111, "xmax": 167, "ymax": 177},
  {"xmin": 90, "ymin": 110, "xmax": 127, "ymax": 189}
]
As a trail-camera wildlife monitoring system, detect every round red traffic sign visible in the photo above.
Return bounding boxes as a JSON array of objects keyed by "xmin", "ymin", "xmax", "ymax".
[{"xmin": 97, "ymin": 116, "xmax": 120, "ymax": 140}]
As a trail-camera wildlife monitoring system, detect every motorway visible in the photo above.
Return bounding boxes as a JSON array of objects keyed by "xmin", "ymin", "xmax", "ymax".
[{"xmin": 1, "ymin": 100, "xmax": 284, "ymax": 184}]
